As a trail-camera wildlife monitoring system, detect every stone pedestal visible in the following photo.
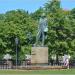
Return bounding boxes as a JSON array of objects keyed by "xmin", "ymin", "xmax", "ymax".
[{"xmin": 31, "ymin": 47, "xmax": 48, "ymax": 64}]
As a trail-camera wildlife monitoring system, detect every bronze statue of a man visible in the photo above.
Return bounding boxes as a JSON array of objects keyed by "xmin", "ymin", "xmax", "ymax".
[{"xmin": 36, "ymin": 13, "xmax": 48, "ymax": 46}]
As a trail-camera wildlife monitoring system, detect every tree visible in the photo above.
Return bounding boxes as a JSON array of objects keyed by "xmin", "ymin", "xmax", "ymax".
[
  {"xmin": 44, "ymin": 0, "xmax": 75, "ymax": 64},
  {"xmin": 0, "ymin": 0, "xmax": 75, "ymax": 61},
  {"xmin": 0, "ymin": 9, "xmax": 37, "ymax": 59},
  {"xmin": 31, "ymin": 7, "xmax": 43, "ymax": 20},
  {"xmin": 45, "ymin": 0, "xmax": 60, "ymax": 13}
]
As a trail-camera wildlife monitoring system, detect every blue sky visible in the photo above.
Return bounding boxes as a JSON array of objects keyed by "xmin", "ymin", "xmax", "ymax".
[{"xmin": 0, "ymin": 0, "xmax": 75, "ymax": 13}]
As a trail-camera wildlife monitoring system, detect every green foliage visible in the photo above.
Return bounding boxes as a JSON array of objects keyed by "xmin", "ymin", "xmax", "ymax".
[
  {"xmin": 31, "ymin": 7, "xmax": 43, "ymax": 20},
  {"xmin": 0, "ymin": 9, "xmax": 37, "ymax": 59},
  {"xmin": 0, "ymin": 0, "xmax": 75, "ymax": 60},
  {"xmin": 45, "ymin": 0, "xmax": 60, "ymax": 13},
  {"xmin": 44, "ymin": 0, "xmax": 75, "ymax": 60}
]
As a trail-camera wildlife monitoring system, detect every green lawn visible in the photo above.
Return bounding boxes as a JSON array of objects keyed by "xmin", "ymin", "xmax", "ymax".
[{"xmin": 0, "ymin": 69, "xmax": 75, "ymax": 75}]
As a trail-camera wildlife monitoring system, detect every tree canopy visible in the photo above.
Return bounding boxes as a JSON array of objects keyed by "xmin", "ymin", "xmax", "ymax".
[{"xmin": 0, "ymin": 0, "xmax": 75, "ymax": 60}]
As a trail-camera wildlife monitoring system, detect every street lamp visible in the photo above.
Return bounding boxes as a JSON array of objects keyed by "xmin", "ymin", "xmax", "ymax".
[{"xmin": 15, "ymin": 37, "xmax": 19, "ymax": 69}]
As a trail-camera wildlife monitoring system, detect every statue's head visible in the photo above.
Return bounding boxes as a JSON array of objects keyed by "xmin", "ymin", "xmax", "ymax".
[{"xmin": 41, "ymin": 13, "xmax": 46, "ymax": 18}]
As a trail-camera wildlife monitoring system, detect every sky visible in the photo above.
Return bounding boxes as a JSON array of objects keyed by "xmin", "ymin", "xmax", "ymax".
[{"xmin": 0, "ymin": 0, "xmax": 75, "ymax": 13}]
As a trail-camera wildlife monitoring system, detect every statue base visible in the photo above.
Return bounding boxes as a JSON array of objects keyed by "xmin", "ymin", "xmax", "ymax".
[{"xmin": 31, "ymin": 47, "xmax": 48, "ymax": 64}]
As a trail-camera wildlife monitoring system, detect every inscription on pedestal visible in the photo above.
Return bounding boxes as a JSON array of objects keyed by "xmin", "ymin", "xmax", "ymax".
[{"xmin": 31, "ymin": 47, "xmax": 48, "ymax": 64}]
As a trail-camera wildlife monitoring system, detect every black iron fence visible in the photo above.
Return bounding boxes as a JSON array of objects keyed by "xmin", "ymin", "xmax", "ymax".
[
  {"xmin": 0, "ymin": 60, "xmax": 12, "ymax": 69},
  {"xmin": 0, "ymin": 59, "xmax": 75, "ymax": 69},
  {"xmin": 69, "ymin": 59, "xmax": 75, "ymax": 68},
  {"xmin": 0, "ymin": 59, "xmax": 31, "ymax": 69}
]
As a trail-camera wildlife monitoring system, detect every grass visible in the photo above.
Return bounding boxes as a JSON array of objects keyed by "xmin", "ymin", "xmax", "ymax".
[{"xmin": 0, "ymin": 69, "xmax": 75, "ymax": 75}]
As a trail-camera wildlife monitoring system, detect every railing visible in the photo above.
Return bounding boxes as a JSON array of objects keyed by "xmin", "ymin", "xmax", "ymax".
[
  {"xmin": 0, "ymin": 59, "xmax": 31, "ymax": 69},
  {"xmin": 69, "ymin": 59, "xmax": 75, "ymax": 68},
  {"xmin": 0, "ymin": 60, "xmax": 12, "ymax": 69},
  {"xmin": 0, "ymin": 59, "xmax": 75, "ymax": 69}
]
